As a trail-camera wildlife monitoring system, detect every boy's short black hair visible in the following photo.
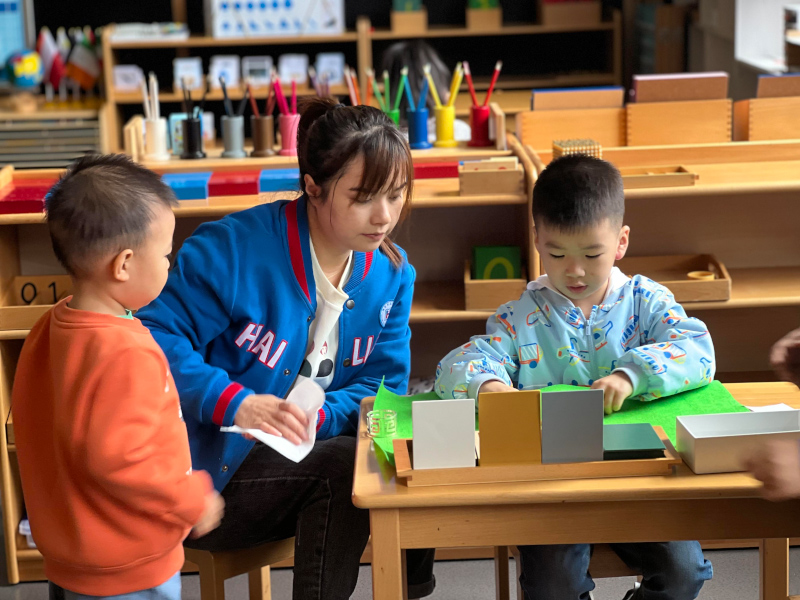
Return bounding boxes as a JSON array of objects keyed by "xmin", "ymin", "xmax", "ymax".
[
  {"xmin": 45, "ymin": 154, "xmax": 177, "ymax": 277},
  {"xmin": 532, "ymin": 154, "xmax": 624, "ymax": 232}
]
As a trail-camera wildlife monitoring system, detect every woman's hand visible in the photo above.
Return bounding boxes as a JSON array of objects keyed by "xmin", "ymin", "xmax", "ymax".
[
  {"xmin": 234, "ymin": 394, "xmax": 309, "ymax": 445},
  {"xmin": 771, "ymin": 327, "xmax": 800, "ymax": 386},
  {"xmin": 744, "ymin": 439, "xmax": 800, "ymax": 501}
]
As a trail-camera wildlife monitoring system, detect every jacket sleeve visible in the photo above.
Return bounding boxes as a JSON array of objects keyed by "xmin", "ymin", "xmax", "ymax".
[
  {"xmin": 137, "ymin": 220, "xmax": 255, "ymax": 428},
  {"xmin": 613, "ymin": 286, "xmax": 716, "ymax": 400},
  {"xmin": 84, "ymin": 348, "xmax": 214, "ymax": 528},
  {"xmin": 316, "ymin": 261, "xmax": 415, "ymax": 439},
  {"xmin": 435, "ymin": 301, "xmax": 522, "ymax": 400}
]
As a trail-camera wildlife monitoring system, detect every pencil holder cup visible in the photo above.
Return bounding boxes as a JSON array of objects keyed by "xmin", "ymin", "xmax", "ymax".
[
  {"xmin": 221, "ymin": 115, "xmax": 247, "ymax": 159},
  {"xmin": 468, "ymin": 105, "xmax": 493, "ymax": 147},
  {"xmin": 387, "ymin": 109, "xmax": 400, "ymax": 126},
  {"xmin": 181, "ymin": 117, "xmax": 206, "ymax": 159},
  {"xmin": 367, "ymin": 409, "xmax": 397, "ymax": 439},
  {"xmin": 144, "ymin": 118, "xmax": 171, "ymax": 162},
  {"xmin": 434, "ymin": 105, "xmax": 457, "ymax": 148},
  {"xmin": 279, "ymin": 113, "xmax": 300, "ymax": 156},
  {"xmin": 407, "ymin": 108, "xmax": 431, "ymax": 149},
  {"xmin": 251, "ymin": 115, "xmax": 276, "ymax": 157}
]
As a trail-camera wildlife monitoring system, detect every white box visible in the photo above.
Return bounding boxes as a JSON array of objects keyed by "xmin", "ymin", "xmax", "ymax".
[
  {"xmin": 677, "ymin": 411, "xmax": 800, "ymax": 474},
  {"xmin": 412, "ymin": 399, "xmax": 476, "ymax": 470},
  {"xmin": 204, "ymin": 0, "xmax": 345, "ymax": 39}
]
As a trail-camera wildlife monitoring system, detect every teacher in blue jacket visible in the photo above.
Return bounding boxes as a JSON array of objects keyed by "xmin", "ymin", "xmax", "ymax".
[{"xmin": 138, "ymin": 98, "xmax": 434, "ymax": 599}]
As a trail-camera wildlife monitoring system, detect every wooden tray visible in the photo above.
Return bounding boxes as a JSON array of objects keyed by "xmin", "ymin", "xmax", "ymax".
[
  {"xmin": 464, "ymin": 260, "xmax": 527, "ymax": 311},
  {"xmin": 393, "ymin": 426, "xmax": 681, "ymax": 487},
  {"xmin": 616, "ymin": 254, "xmax": 731, "ymax": 303},
  {"xmin": 618, "ymin": 165, "xmax": 698, "ymax": 189}
]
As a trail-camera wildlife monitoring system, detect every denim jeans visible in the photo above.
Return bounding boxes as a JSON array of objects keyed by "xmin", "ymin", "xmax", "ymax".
[
  {"xmin": 49, "ymin": 572, "xmax": 180, "ymax": 600},
  {"xmin": 186, "ymin": 436, "xmax": 435, "ymax": 600},
  {"xmin": 518, "ymin": 542, "xmax": 713, "ymax": 600}
]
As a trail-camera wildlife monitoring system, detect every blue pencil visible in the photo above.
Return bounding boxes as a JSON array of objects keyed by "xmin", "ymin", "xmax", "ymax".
[
  {"xmin": 418, "ymin": 77, "xmax": 429, "ymax": 111},
  {"xmin": 403, "ymin": 72, "xmax": 415, "ymax": 110}
]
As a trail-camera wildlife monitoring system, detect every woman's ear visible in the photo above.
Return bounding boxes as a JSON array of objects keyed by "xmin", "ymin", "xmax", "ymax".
[
  {"xmin": 304, "ymin": 174, "xmax": 323, "ymax": 203},
  {"xmin": 112, "ymin": 249, "xmax": 134, "ymax": 283},
  {"xmin": 615, "ymin": 225, "xmax": 631, "ymax": 261}
]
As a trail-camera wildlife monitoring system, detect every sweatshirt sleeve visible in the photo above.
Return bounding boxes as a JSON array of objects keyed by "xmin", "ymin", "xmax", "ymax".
[
  {"xmin": 316, "ymin": 261, "xmax": 415, "ymax": 439},
  {"xmin": 613, "ymin": 285, "xmax": 716, "ymax": 400},
  {"xmin": 84, "ymin": 348, "xmax": 214, "ymax": 529},
  {"xmin": 435, "ymin": 301, "xmax": 522, "ymax": 400},
  {"xmin": 137, "ymin": 220, "xmax": 255, "ymax": 428}
]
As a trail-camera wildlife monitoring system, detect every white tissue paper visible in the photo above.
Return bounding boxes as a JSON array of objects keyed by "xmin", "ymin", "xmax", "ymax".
[{"xmin": 220, "ymin": 378, "xmax": 325, "ymax": 463}]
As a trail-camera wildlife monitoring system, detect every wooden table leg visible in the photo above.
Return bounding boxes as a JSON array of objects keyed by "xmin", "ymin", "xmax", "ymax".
[
  {"xmin": 494, "ymin": 546, "xmax": 510, "ymax": 600},
  {"xmin": 761, "ymin": 538, "xmax": 790, "ymax": 600},
  {"xmin": 370, "ymin": 508, "xmax": 407, "ymax": 600}
]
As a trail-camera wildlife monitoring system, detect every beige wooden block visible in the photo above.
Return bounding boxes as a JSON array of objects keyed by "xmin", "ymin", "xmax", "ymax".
[
  {"xmin": 539, "ymin": 0, "xmax": 600, "ymax": 26},
  {"xmin": 516, "ymin": 108, "xmax": 626, "ymax": 150},
  {"xmin": 478, "ymin": 390, "xmax": 541, "ymax": 467},
  {"xmin": 626, "ymin": 99, "xmax": 731, "ymax": 146},
  {"xmin": 459, "ymin": 164, "xmax": 523, "ymax": 196},
  {"xmin": 390, "ymin": 8, "xmax": 427, "ymax": 35},
  {"xmin": 466, "ymin": 7, "xmax": 502, "ymax": 32}
]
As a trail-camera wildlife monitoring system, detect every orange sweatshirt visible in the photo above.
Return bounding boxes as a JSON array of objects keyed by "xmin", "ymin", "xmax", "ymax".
[{"xmin": 12, "ymin": 299, "xmax": 213, "ymax": 596}]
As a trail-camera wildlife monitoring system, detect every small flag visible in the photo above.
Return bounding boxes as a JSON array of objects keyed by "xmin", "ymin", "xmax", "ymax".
[
  {"xmin": 66, "ymin": 39, "xmax": 100, "ymax": 90},
  {"xmin": 36, "ymin": 27, "xmax": 66, "ymax": 87},
  {"xmin": 56, "ymin": 27, "xmax": 71, "ymax": 63}
]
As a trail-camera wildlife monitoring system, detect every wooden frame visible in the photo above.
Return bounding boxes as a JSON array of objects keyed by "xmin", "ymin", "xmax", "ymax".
[
  {"xmin": 618, "ymin": 165, "xmax": 698, "ymax": 189},
  {"xmin": 626, "ymin": 99, "xmax": 732, "ymax": 146},
  {"xmin": 734, "ymin": 97, "xmax": 800, "ymax": 142},
  {"xmin": 393, "ymin": 426, "xmax": 681, "ymax": 487},
  {"xmin": 464, "ymin": 261, "xmax": 527, "ymax": 311}
]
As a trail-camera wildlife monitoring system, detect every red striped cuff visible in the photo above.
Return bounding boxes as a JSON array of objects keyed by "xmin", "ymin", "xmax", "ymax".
[
  {"xmin": 316, "ymin": 407, "xmax": 326, "ymax": 432},
  {"xmin": 212, "ymin": 382, "xmax": 244, "ymax": 426}
]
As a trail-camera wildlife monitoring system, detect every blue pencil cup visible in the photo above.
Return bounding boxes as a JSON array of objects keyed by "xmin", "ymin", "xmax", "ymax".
[{"xmin": 407, "ymin": 108, "xmax": 432, "ymax": 150}]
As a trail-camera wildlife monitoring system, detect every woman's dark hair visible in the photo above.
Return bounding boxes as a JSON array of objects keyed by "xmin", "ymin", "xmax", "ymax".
[
  {"xmin": 297, "ymin": 96, "xmax": 414, "ymax": 268},
  {"xmin": 381, "ymin": 40, "xmax": 451, "ymax": 112}
]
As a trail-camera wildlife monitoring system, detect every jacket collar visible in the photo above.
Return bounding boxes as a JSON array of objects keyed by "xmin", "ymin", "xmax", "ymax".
[{"xmin": 283, "ymin": 196, "xmax": 375, "ymax": 308}]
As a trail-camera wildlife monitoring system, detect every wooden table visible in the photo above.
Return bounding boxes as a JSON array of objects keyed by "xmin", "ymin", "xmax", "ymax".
[{"xmin": 352, "ymin": 382, "xmax": 800, "ymax": 600}]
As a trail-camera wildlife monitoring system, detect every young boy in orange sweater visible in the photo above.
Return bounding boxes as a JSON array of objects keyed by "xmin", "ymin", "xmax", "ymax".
[{"xmin": 12, "ymin": 154, "xmax": 223, "ymax": 599}]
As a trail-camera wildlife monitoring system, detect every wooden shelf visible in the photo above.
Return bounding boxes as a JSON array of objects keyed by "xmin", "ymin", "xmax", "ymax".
[
  {"xmin": 109, "ymin": 32, "xmax": 359, "ymax": 49},
  {"xmin": 369, "ymin": 21, "xmax": 615, "ymax": 41},
  {"xmin": 409, "ymin": 267, "xmax": 800, "ymax": 323}
]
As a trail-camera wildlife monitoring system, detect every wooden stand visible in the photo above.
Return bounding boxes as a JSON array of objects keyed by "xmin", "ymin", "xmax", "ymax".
[
  {"xmin": 626, "ymin": 99, "xmax": 732, "ymax": 146},
  {"xmin": 390, "ymin": 8, "xmax": 428, "ymax": 35},
  {"xmin": 516, "ymin": 108, "xmax": 626, "ymax": 150},
  {"xmin": 733, "ymin": 97, "xmax": 800, "ymax": 142},
  {"xmin": 539, "ymin": 0, "xmax": 601, "ymax": 27},
  {"xmin": 466, "ymin": 7, "xmax": 502, "ymax": 32},
  {"xmin": 615, "ymin": 254, "xmax": 732, "ymax": 303},
  {"xmin": 393, "ymin": 426, "xmax": 681, "ymax": 487},
  {"xmin": 464, "ymin": 261, "xmax": 527, "ymax": 311}
]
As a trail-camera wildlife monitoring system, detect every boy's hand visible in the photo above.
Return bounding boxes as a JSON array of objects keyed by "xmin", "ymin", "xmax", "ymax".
[
  {"xmin": 190, "ymin": 491, "xmax": 225, "ymax": 538},
  {"xmin": 771, "ymin": 327, "xmax": 800, "ymax": 386},
  {"xmin": 592, "ymin": 373, "xmax": 633, "ymax": 415},
  {"xmin": 235, "ymin": 394, "xmax": 309, "ymax": 445},
  {"xmin": 744, "ymin": 440, "xmax": 800, "ymax": 501},
  {"xmin": 478, "ymin": 380, "xmax": 518, "ymax": 395}
]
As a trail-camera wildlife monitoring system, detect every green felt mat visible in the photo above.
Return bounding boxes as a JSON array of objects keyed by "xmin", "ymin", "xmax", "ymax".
[{"xmin": 371, "ymin": 380, "xmax": 747, "ymax": 459}]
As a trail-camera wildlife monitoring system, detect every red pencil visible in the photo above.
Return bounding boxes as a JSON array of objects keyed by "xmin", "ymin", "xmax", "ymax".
[
  {"xmin": 247, "ymin": 81, "xmax": 260, "ymax": 118},
  {"xmin": 273, "ymin": 74, "xmax": 289, "ymax": 115},
  {"xmin": 483, "ymin": 60, "xmax": 503, "ymax": 107},
  {"xmin": 463, "ymin": 61, "xmax": 479, "ymax": 107},
  {"xmin": 291, "ymin": 79, "xmax": 297, "ymax": 114},
  {"xmin": 351, "ymin": 68, "xmax": 361, "ymax": 105}
]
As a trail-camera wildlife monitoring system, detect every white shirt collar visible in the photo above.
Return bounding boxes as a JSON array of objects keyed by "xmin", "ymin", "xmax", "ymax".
[{"xmin": 526, "ymin": 266, "xmax": 630, "ymax": 302}]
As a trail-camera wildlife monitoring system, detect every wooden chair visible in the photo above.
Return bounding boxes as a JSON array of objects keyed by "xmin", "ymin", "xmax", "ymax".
[
  {"xmin": 495, "ymin": 544, "xmax": 640, "ymax": 600},
  {"xmin": 184, "ymin": 537, "xmax": 295, "ymax": 600}
]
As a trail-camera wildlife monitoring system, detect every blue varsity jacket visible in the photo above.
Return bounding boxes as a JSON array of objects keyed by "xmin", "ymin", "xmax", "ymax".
[{"xmin": 137, "ymin": 196, "xmax": 415, "ymax": 490}]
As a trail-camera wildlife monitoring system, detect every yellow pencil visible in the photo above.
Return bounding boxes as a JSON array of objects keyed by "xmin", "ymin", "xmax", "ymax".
[
  {"xmin": 424, "ymin": 64, "xmax": 442, "ymax": 108},
  {"xmin": 447, "ymin": 62, "xmax": 463, "ymax": 107}
]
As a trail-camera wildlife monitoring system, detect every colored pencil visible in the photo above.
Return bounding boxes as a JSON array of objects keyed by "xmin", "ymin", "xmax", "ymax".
[
  {"xmin": 393, "ymin": 66, "xmax": 408, "ymax": 111},
  {"xmin": 463, "ymin": 61, "xmax": 478, "ymax": 107},
  {"xmin": 219, "ymin": 76, "xmax": 233, "ymax": 116},
  {"xmin": 237, "ymin": 86, "xmax": 249, "ymax": 116},
  {"xmin": 291, "ymin": 78, "xmax": 297, "ymax": 114},
  {"xmin": 265, "ymin": 71, "xmax": 274, "ymax": 115},
  {"xmin": 483, "ymin": 60, "xmax": 502, "ymax": 107},
  {"xmin": 344, "ymin": 66, "xmax": 357, "ymax": 105},
  {"xmin": 366, "ymin": 69, "xmax": 374, "ymax": 107},
  {"xmin": 247, "ymin": 80, "xmax": 260, "ymax": 118},
  {"xmin": 447, "ymin": 62, "xmax": 463, "ymax": 107},
  {"xmin": 351, "ymin": 68, "xmax": 361, "ymax": 104},
  {"xmin": 368, "ymin": 69, "xmax": 386, "ymax": 111},
  {"xmin": 418, "ymin": 75, "xmax": 429, "ymax": 111},
  {"xmin": 272, "ymin": 73, "xmax": 290, "ymax": 115},
  {"xmin": 423, "ymin": 64, "xmax": 441, "ymax": 108},
  {"xmin": 383, "ymin": 70, "xmax": 390, "ymax": 112},
  {"xmin": 308, "ymin": 66, "xmax": 320, "ymax": 95},
  {"xmin": 402, "ymin": 68, "xmax": 414, "ymax": 110},
  {"xmin": 140, "ymin": 79, "xmax": 151, "ymax": 120}
]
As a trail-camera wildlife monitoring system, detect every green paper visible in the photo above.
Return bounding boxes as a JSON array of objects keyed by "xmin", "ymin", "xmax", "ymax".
[
  {"xmin": 603, "ymin": 381, "xmax": 748, "ymax": 443},
  {"xmin": 473, "ymin": 245, "xmax": 521, "ymax": 280},
  {"xmin": 393, "ymin": 0, "xmax": 422, "ymax": 10},
  {"xmin": 371, "ymin": 380, "xmax": 747, "ymax": 460},
  {"xmin": 468, "ymin": 0, "xmax": 499, "ymax": 8}
]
